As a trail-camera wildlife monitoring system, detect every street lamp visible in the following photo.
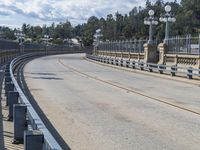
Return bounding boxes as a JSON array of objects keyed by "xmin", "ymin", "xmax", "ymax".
[
  {"xmin": 159, "ymin": 5, "xmax": 176, "ymax": 43},
  {"xmin": 94, "ymin": 29, "xmax": 103, "ymax": 53},
  {"xmin": 44, "ymin": 35, "xmax": 49, "ymax": 55},
  {"xmin": 15, "ymin": 30, "xmax": 25, "ymax": 53},
  {"xmin": 94, "ymin": 29, "xmax": 103, "ymax": 45},
  {"xmin": 144, "ymin": 10, "xmax": 158, "ymax": 44}
]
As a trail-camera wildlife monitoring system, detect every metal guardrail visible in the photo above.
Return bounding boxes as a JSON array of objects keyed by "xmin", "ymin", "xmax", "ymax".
[
  {"xmin": 0, "ymin": 46, "xmax": 91, "ymax": 149},
  {"xmin": 87, "ymin": 54, "xmax": 200, "ymax": 80},
  {"xmin": 9, "ymin": 53, "xmax": 62, "ymax": 149}
]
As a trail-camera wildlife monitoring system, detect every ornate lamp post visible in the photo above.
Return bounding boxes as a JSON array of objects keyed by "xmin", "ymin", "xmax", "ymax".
[
  {"xmin": 159, "ymin": 5, "xmax": 176, "ymax": 43},
  {"xmin": 94, "ymin": 29, "xmax": 103, "ymax": 54},
  {"xmin": 44, "ymin": 35, "xmax": 49, "ymax": 55},
  {"xmin": 15, "ymin": 30, "xmax": 25, "ymax": 53},
  {"xmin": 144, "ymin": 10, "xmax": 158, "ymax": 44}
]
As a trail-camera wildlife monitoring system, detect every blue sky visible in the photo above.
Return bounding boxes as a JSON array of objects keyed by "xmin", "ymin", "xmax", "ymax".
[{"xmin": 0, "ymin": 0, "xmax": 179, "ymax": 28}]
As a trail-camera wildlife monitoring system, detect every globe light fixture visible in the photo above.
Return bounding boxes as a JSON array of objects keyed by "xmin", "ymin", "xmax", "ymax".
[
  {"xmin": 44, "ymin": 35, "xmax": 50, "ymax": 55},
  {"xmin": 148, "ymin": 10, "xmax": 155, "ymax": 16},
  {"xmin": 144, "ymin": 9, "xmax": 158, "ymax": 44},
  {"xmin": 159, "ymin": 5, "xmax": 176, "ymax": 43},
  {"xmin": 165, "ymin": 5, "xmax": 171, "ymax": 13},
  {"xmin": 94, "ymin": 29, "xmax": 103, "ymax": 47}
]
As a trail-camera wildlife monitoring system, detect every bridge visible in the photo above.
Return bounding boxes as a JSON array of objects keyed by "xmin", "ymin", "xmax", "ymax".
[
  {"xmin": 0, "ymin": 25, "xmax": 200, "ymax": 150},
  {"xmin": 0, "ymin": 41, "xmax": 200, "ymax": 149}
]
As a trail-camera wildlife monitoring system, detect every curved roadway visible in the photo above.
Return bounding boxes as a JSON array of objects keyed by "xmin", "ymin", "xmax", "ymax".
[{"xmin": 24, "ymin": 54, "xmax": 200, "ymax": 150}]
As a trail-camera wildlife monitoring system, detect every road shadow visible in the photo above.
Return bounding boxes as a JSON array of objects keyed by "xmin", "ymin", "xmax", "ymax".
[
  {"xmin": 31, "ymin": 77, "xmax": 64, "ymax": 80},
  {"xmin": 26, "ymin": 72, "xmax": 56, "ymax": 76}
]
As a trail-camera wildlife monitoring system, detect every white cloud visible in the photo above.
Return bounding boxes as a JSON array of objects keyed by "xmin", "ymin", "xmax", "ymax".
[{"xmin": 0, "ymin": 0, "xmax": 180, "ymax": 27}]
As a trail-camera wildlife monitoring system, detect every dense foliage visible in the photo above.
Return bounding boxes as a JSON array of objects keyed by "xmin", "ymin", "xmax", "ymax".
[{"xmin": 0, "ymin": 0, "xmax": 199, "ymax": 46}]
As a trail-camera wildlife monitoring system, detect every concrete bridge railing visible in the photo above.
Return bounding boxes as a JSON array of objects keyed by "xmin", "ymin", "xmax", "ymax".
[
  {"xmin": 87, "ymin": 54, "xmax": 200, "ymax": 80},
  {"xmin": 94, "ymin": 35, "xmax": 200, "ymax": 69}
]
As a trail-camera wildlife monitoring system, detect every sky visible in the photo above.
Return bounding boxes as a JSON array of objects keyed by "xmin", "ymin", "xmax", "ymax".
[{"xmin": 0, "ymin": 0, "xmax": 179, "ymax": 28}]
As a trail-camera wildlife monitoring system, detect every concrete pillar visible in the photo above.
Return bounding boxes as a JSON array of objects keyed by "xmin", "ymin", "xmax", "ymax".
[
  {"xmin": 24, "ymin": 130, "xmax": 44, "ymax": 150},
  {"xmin": 8, "ymin": 91, "xmax": 19, "ymax": 121},
  {"xmin": 144, "ymin": 43, "xmax": 158, "ymax": 63},
  {"xmin": 158, "ymin": 43, "xmax": 167, "ymax": 64},
  {"xmin": 13, "ymin": 104, "xmax": 27, "ymax": 144}
]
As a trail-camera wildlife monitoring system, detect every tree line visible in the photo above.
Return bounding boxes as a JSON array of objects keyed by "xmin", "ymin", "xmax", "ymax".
[{"xmin": 0, "ymin": 0, "xmax": 199, "ymax": 46}]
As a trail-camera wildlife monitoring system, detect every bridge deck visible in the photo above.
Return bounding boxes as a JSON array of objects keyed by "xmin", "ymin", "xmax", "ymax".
[{"xmin": 24, "ymin": 54, "xmax": 200, "ymax": 150}]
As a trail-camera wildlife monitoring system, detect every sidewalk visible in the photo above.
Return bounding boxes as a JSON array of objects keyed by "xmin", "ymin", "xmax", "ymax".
[{"xmin": 0, "ymin": 66, "xmax": 23, "ymax": 150}]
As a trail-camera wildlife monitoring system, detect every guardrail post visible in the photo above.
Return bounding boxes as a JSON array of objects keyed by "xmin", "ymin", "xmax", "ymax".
[
  {"xmin": 148, "ymin": 64, "xmax": 153, "ymax": 72},
  {"xmin": 126, "ymin": 60, "xmax": 130, "ymax": 68},
  {"xmin": 103, "ymin": 57, "xmax": 106, "ymax": 63},
  {"xmin": 140, "ymin": 62, "xmax": 144, "ymax": 70},
  {"xmin": 5, "ymin": 82, "xmax": 14, "ymax": 104},
  {"xmin": 8, "ymin": 91, "xmax": 19, "ymax": 121},
  {"xmin": 24, "ymin": 130, "xmax": 44, "ymax": 150},
  {"xmin": 4, "ymin": 76, "xmax": 11, "ymax": 87},
  {"xmin": 158, "ymin": 65, "xmax": 165, "ymax": 74},
  {"xmin": 106, "ymin": 58, "xmax": 109, "ymax": 64},
  {"xmin": 171, "ymin": 66, "xmax": 177, "ymax": 76},
  {"xmin": 115, "ymin": 59, "xmax": 118, "ymax": 66},
  {"xmin": 120, "ymin": 59, "xmax": 123, "ymax": 66},
  {"xmin": 187, "ymin": 67, "xmax": 193, "ymax": 79},
  {"xmin": 111, "ymin": 58, "xmax": 114, "ymax": 65},
  {"xmin": 132, "ymin": 61, "xmax": 135, "ymax": 69},
  {"xmin": 13, "ymin": 104, "xmax": 27, "ymax": 144}
]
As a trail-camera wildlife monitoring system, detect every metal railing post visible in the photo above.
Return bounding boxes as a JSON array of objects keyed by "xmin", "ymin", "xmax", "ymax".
[
  {"xmin": 171, "ymin": 66, "xmax": 177, "ymax": 76},
  {"xmin": 5, "ymin": 82, "xmax": 14, "ymax": 104},
  {"xmin": 8, "ymin": 91, "xmax": 19, "ymax": 121},
  {"xmin": 187, "ymin": 67, "xmax": 193, "ymax": 79},
  {"xmin": 13, "ymin": 104, "xmax": 27, "ymax": 144},
  {"xmin": 177, "ymin": 35, "xmax": 180, "ymax": 53},
  {"xmin": 24, "ymin": 130, "xmax": 44, "ymax": 150},
  {"xmin": 188, "ymin": 34, "xmax": 191, "ymax": 54},
  {"xmin": 134, "ymin": 39, "xmax": 137, "ymax": 53}
]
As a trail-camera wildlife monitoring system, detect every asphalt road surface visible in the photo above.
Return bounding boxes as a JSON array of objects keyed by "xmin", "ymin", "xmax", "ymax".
[{"xmin": 24, "ymin": 54, "xmax": 200, "ymax": 150}]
